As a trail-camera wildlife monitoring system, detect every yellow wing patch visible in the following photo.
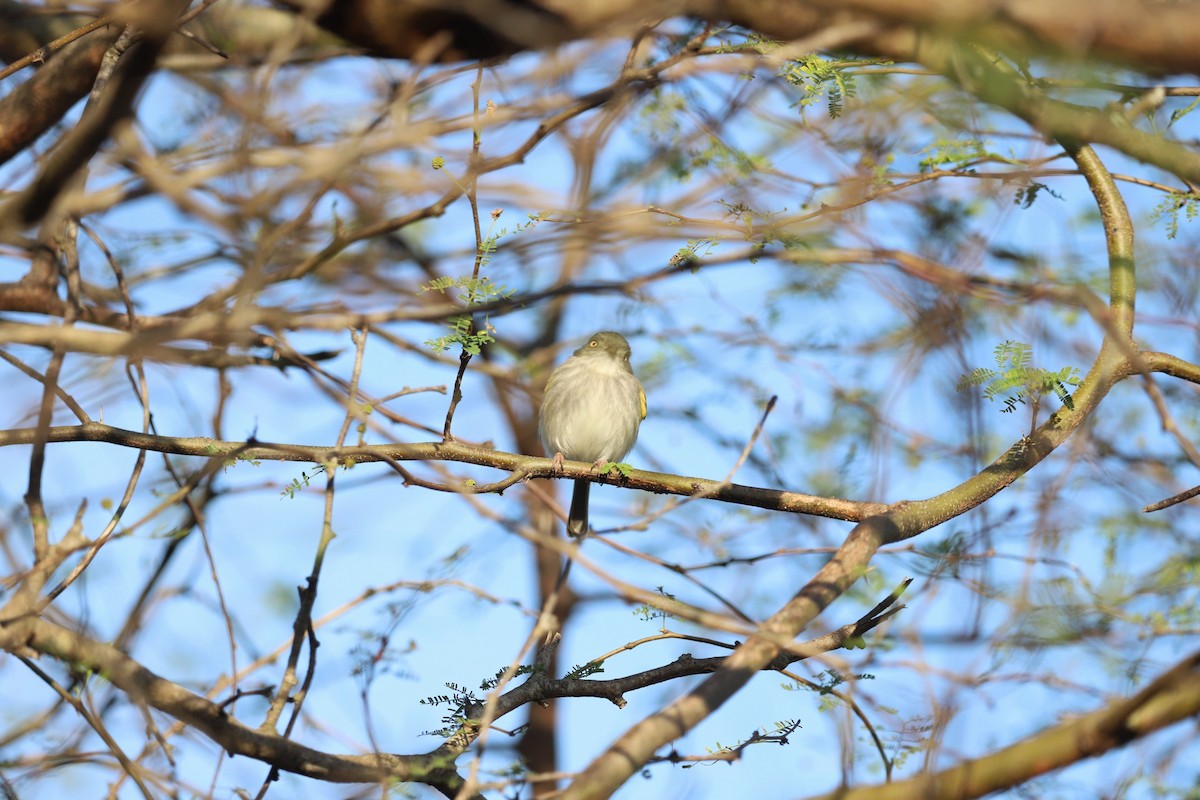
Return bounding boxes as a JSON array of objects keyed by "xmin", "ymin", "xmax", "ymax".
[{"xmin": 638, "ymin": 386, "xmax": 647, "ymax": 420}]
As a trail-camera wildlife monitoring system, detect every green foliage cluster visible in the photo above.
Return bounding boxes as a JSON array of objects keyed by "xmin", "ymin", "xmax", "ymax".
[
  {"xmin": 1151, "ymin": 191, "xmax": 1200, "ymax": 239},
  {"xmin": 668, "ymin": 238, "xmax": 718, "ymax": 269},
  {"xmin": 564, "ymin": 660, "xmax": 606, "ymax": 680},
  {"xmin": 422, "ymin": 308, "xmax": 499, "ymax": 356},
  {"xmin": 918, "ymin": 138, "xmax": 1021, "ymax": 172},
  {"xmin": 280, "ymin": 468, "xmax": 319, "ymax": 499},
  {"xmin": 421, "ymin": 192, "xmax": 543, "ymax": 356},
  {"xmin": 956, "ymin": 340, "xmax": 1081, "ymax": 414},
  {"xmin": 419, "ymin": 666, "xmax": 536, "ymax": 737},
  {"xmin": 691, "ymin": 719, "xmax": 802, "ymax": 767},
  {"xmin": 780, "ymin": 55, "xmax": 861, "ymax": 118},
  {"xmin": 1013, "ymin": 181, "xmax": 1063, "ymax": 209},
  {"xmin": 633, "ymin": 587, "xmax": 678, "ymax": 623}
]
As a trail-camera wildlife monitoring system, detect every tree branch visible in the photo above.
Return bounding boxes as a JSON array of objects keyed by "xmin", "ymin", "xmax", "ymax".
[
  {"xmin": 0, "ymin": 422, "xmax": 880, "ymax": 522},
  {"xmin": 0, "ymin": 11, "xmax": 119, "ymax": 168},
  {"xmin": 273, "ymin": 0, "xmax": 1200, "ymax": 77},
  {"xmin": 0, "ymin": 616, "xmax": 476, "ymax": 794},
  {"xmin": 803, "ymin": 649, "xmax": 1200, "ymax": 800}
]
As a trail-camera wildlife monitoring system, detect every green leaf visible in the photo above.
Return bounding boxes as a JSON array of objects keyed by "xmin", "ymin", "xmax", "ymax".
[
  {"xmin": 601, "ymin": 461, "xmax": 634, "ymax": 478},
  {"xmin": 956, "ymin": 340, "xmax": 1081, "ymax": 416}
]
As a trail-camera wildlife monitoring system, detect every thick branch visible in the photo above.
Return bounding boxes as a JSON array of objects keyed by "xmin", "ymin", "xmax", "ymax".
[
  {"xmin": 1139, "ymin": 351, "xmax": 1200, "ymax": 385},
  {"xmin": 0, "ymin": 616, "xmax": 471, "ymax": 792},
  {"xmin": 274, "ymin": 0, "xmax": 1200, "ymax": 77},
  {"xmin": 804, "ymin": 649, "xmax": 1200, "ymax": 800},
  {"xmin": 737, "ymin": 0, "xmax": 1200, "ymax": 75},
  {"xmin": 1, "ymin": 5, "xmax": 176, "ymax": 230},
  {"xmin": 0, "ymin": 22, "xmax": 120, "ymax": 168},
  {"xmin": 904, "ymin": 34, "xmax": 1200, "ymax": 186}
]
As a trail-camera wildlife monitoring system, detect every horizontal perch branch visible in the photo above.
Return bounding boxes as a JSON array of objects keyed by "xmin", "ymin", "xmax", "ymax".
[{"xmin": 0, "ymin": 421, "xmax": 881, "ymax": 522}]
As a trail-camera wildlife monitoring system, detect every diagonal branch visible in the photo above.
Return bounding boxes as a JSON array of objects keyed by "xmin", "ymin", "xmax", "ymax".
[
  {"xmin": 906, "ymin": 36, "xmax": 1200, "ymax": 186},
  {"xmin": 0, "ymin": 13, "xmax": 120, "ymax": 167},
  {"xmin": 0, "ymin": 616, "xmax": 479, "ymax": 795},
  {"xmin": 488, "ymin": 579, "xmax": 909, "ymax": 716},
  {"xmin": 803, "ymin": 649, "xmax": 1200, "ymax": 800},
  {"xmin": 1, "ymin": 0, "xmax": 191, "ymax": 230}
]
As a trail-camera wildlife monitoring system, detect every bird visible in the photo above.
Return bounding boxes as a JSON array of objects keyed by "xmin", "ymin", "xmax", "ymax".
[{"xmin": 538, "ymin": 331, "xmax": 646, "ymax": 536}]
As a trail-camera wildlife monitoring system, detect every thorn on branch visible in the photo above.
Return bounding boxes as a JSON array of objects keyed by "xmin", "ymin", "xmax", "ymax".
[
  {"xmin": 860, "ymin": 576, "xmax": 913, "ymax": 624},
  {"xmin": 218, "ymin": 685, "xmax": 275, "ymax": 710}
]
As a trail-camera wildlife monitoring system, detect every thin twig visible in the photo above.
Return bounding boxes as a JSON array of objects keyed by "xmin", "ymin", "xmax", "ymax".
[
  {"xmin": 0, "ymin": 16, "xmax": 113, "ymax": 82},
  {"xmin": 1143, "ymin": 484, "xmax": 1200, "ymax": 513},
  {"xmin": 17, "ymin": 655, "xmax": 155, "ymax": 799}
]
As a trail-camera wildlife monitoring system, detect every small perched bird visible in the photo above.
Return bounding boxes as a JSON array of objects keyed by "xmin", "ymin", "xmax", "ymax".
[{"xmin": 538, "ymin": 331, "xmax": 646, "ymax": 536}]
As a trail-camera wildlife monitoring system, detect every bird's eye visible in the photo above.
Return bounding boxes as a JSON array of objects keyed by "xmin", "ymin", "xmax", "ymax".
[{"xmin": 589, "ymin": 340, "xmax": 598, "ymax": 347}]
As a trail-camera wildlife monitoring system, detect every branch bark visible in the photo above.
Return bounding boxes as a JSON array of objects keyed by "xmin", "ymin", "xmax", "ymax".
[
  {"xmin": 0, "ymin": 616, "xmax": 474, "ymax": 793},
  {"xmin": 0, "ymin": 23, "xmax": 120, "ymax": 168},
  {"xmin": 804, "ymin": 649, "xmax": 1200, "ymax": 800},
  {"xmin": 0, "ymin": 421, "xmax": 879, "ymax": 522},
  {"xmin": 273, "ymin": 0, "xmax": 1200, "ymax": 77}
]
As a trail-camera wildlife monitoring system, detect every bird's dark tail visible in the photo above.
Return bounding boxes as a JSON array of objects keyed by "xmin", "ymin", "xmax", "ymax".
[{"xmin": 568, "ymin": 479, "xmax": 590, "ymax": 537}]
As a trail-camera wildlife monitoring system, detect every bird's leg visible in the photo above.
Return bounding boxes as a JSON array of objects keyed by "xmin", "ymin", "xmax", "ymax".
[{"xmin": 550, "ymin": 451, "xmax": 566, "ymax": 473}]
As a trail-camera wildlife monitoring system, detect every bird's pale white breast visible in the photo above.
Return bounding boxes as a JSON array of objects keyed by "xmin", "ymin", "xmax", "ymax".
[{"xmin": 539, "ymin": 352, "xmax": 643, "ymax": 465}]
